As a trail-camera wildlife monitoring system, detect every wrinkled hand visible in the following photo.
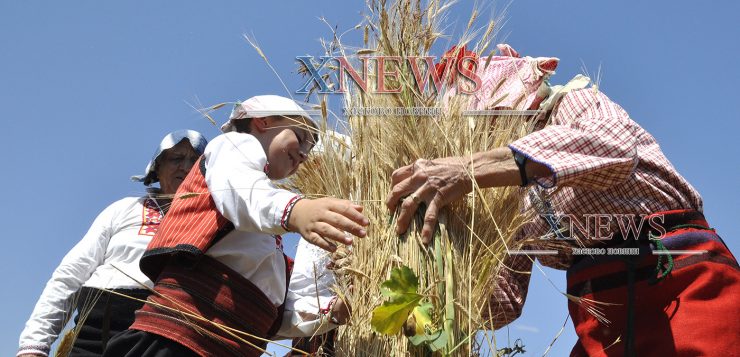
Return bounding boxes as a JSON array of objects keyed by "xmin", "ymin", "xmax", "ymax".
[
  {"xmin": 385, "ymin": 158, "xmax": 473, "ymax": 243},
  {"xmin": 289, "ymin": 198, "xmax": 369, "ymax": 252}
]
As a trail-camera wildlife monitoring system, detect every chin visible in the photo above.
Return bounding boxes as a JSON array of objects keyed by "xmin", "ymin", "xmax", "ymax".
[
  {"xmin": 266, "ymin": 162, "xmax": 297, "ymax": 180},
  {"xmin": 267, "ymin": 171, "xmax": 288, "ymax": 180}
]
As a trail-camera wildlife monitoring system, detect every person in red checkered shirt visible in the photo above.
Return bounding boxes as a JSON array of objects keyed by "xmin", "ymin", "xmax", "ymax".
[{"xmin": 386, "ymin": 44, "xmax": 740, "ymax": 357}]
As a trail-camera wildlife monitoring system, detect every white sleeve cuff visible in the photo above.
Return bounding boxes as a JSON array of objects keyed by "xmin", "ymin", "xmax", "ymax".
[{"xmin": 17, "ymin": 345, "xmax": 49, "ymax": 357}]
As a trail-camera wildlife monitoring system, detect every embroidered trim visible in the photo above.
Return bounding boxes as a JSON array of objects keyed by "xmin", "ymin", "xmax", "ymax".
[
  {"xmin": 320, "ymin": 295, "xmax": 339, "ymax": 315},
  {"xmin": 18, "ymin": 344, "xmax": 50, "ymax": 356},
  {"xmin": 138, "ymin": 198, "xmax": 163, "ymax": 236},
  {"xmin": 280, "ymin": 195, "xmax": 303, "ymax": 231},
  {"xmin": 274, "ymin": 234, "xmax": 284, "ymax": 251}
]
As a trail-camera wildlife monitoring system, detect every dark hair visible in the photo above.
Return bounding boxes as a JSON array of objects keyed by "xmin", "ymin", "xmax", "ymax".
[
  {"xmin": 233, "ymin": 116, "xmax": 318, "ymax": 144},
  {"xmin": 232, "ymin": 118, "xmax": 253, "ymax": 133}
]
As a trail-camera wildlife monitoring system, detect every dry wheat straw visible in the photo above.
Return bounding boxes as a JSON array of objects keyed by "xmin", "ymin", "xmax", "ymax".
[{"xmin": 284, "ymin": 1, "xmax": 551, "ymax": 355}]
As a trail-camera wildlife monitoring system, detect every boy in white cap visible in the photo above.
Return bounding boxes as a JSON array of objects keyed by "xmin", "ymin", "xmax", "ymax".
[{"xmin": 104, "ymin": 95, "xmax": 369, "ymax": 357}]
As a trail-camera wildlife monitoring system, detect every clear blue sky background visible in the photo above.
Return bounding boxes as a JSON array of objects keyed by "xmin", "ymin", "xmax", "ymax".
[{"xmin": 1, "ymin": 1, "xmax": 738, "ymax": 356}]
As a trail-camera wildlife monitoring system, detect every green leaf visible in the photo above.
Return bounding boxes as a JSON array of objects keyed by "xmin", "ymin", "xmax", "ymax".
[
  {"xmin": 370, "ymin": 294, "xmax": 423, "ymax": 335},
  {"xmin": 411, "ymin": 303, "xmax": 435, "ymax": 335},
  {"xmin": 408, "ymin": 303, "xmax": 447, "ymax": 352},
  {"xmin": 371, "ymin": 266, "xmax": 423, "ymax": 335},
  {"xmin": 380, "ymin": 266, "xmax": 418, "ymax": 299},
  {"xmin": 408, "ymin": 330, "xmax": 448, "ymax": 352}
]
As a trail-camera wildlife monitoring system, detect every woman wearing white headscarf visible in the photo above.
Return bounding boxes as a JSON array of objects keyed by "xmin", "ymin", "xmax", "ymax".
[{"xmin": 18, "ymin": 130, "xmax": 208, "ymax": 357}]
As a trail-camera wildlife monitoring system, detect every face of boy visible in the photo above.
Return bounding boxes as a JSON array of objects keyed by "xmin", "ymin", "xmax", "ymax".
[{"xmin": 255, "ymin": 116, "xmax": 315, "ymax": 180}]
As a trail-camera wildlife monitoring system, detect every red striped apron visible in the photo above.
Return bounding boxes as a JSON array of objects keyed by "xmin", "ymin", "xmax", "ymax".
[{"xmin": 133, "ymin": 156, "xmax": 289, "ymax": 356}]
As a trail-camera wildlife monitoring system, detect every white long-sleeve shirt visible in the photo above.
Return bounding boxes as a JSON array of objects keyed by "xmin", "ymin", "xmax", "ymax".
[
  {"xmin": 202, "ymin": 132, "xmax": 299, "ymax": 306},
  {"xmin": 203, "ymin": 132, "xmax": 348, "ymax": 338},
  {"xmin": 278, "ymin": 238, "xmax": 339, "ymax": 338},
  {"xmin": 18, "ymin": 196, "xmax": 160, "ymax": 356}
]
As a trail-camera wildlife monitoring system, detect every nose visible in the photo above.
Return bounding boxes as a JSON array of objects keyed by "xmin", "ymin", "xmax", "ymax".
[
  {"xmin": 178, "ymin": 157, "xmax": 196, "ymax": 170},
  {"xmin": 298, "ymin": 151, "xmax": 308, "ymax": 163}
]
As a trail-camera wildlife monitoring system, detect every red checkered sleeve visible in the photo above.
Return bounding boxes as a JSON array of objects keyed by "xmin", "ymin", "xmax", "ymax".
[
  {"xmin": 484, "ymin": 85, "xmax": 704, "ymax": 326},
  {"xmin": 484, "ymin": 253, "xmax": 533, "ymax": 329},
  {"xmin": 510, "ymin": 89, "xmax": 639, "ymax": 190}
]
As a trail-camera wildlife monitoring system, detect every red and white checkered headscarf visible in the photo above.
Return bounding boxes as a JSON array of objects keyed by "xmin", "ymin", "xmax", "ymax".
[{"xmin": 466, "ymin": 44, "xmax": 559, "ymax": 111}]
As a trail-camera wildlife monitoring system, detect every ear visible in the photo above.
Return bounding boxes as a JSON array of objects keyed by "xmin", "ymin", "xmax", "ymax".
[{"xmin": 252, "ymin": 117, "xmax": 269, "ymax": 133}]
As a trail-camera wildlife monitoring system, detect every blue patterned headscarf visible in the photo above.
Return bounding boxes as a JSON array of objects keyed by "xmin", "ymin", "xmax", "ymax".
[{"xmin": 131, "ymin": 129, "xmax": 208, "ymax": 186}]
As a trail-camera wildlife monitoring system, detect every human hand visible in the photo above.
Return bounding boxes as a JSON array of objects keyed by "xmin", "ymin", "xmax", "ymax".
[
  {"xmin": 288, "ymin": 198, "xmax": 369, "ymax": 252},
  {"xmin": 328, "ymin": 289, "xmax": 353, "ymax": 325},
  {"xmin": 385, "ymin": 158, "xmax": 473, "ymax": 243}
]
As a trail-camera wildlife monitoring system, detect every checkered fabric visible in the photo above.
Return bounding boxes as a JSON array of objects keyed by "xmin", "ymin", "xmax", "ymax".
[
  {"xmin": 471, "ymin": 44, "xmax": 558, "ymax": 111},
  {"xmin": 487, "ymin": 87, "xmax": 703, "ymax": 328},
  {"xmin": 443, "ymin": 44, "xmax": 558, "ymax": 111}
]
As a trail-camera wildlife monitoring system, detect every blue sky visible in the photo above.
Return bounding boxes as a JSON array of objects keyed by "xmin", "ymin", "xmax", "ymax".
[{"xmin": 1, "ymin": 1, "xmax": 738, "ymax": 356}]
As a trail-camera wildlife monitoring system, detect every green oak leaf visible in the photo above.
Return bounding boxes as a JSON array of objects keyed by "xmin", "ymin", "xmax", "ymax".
[
  {"xmin": 380, "ymin": 265, "xmax": 419, "ymax": 299},
  {"xmin": 370, "ymin": 294, "xmax": 423, "ymax": 334},
  {"xmin": 371, "ymin": 266, "xmax": 423, "ymax": 335}
]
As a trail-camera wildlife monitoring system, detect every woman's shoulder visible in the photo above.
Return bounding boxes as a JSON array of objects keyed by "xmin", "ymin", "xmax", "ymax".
[
  {"xmin": 208, "ymin": 132, "xmax": 259, "ymax": 149},
  {"xmin": 102, "ymin": 196, "xmax": 146, "ymax": 215}
]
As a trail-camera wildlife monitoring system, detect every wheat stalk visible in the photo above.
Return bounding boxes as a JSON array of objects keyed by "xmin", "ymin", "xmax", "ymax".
[{"xmin": 283, "ymin": 1, "xmax": 546, "ymax": 355}]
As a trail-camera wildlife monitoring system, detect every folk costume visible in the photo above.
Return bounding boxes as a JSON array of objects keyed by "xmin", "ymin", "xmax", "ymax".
[
  {"xmin": 282, "ymin": 238, "xmax": 343, "ymax": 356},
  {"xmin": 476, "ymin": 45, "xmax": 740, "ymax": 356},
  {"xmin": 18, "ymin": 130, "xmax": 207, "ymax": 357},
  {"xmin": 104, "ymin": 96, "xmax": 319, "ymax": 357}
]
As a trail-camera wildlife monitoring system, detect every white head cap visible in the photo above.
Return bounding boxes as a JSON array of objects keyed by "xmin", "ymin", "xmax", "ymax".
[
  {"xmin": 131, "ymin": 129, "xmax": 208, "ymax": 185},
  {"xmin": 220, "ymin": 95, "xmax": 317, "ymax": 133}
]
